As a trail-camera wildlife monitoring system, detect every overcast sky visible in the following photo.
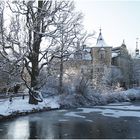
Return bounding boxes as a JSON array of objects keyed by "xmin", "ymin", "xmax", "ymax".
[{"xmin": 74, "ymin": 0, "xmax": 140, "ymax": 54}]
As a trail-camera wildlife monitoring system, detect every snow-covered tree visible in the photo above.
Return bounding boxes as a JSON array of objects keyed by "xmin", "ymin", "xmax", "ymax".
[
  {"xmin": 0, "ymin": 0, "xmax": 89, "ymax": 104},
  {"xmin": 0, "ymin": 2, "xmax": 22, "ymax": 93},
  {"xmin": 100, "ymin": 66, "xmax": 123, "ymax": 90},
  {"xmin": 49, "ymin": 3, "xmax": 86, "ymax": 94}
]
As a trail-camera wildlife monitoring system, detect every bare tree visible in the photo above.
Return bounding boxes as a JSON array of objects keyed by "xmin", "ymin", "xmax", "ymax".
[
  {"xmin": 0, "ymin": 2, "xmax": 21, "ymax": 94},
  {"xmin": 49, "ymin": 2, "xmax": 84, "ymax": 94},
  {"xmin": 0, "ymin": 0, "xmax": 88, "ymax": 104},
  {"xmin": 98, "ymin": 66, "xmax": 123, "ymax": 92}
]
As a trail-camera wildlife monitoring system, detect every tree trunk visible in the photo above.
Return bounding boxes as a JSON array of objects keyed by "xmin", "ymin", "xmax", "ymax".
[
  {"xmin": 59, "ymin": 57, "xmax": 63, "ymax": 94},
  {"xmin": 29, "ymin": 33, "xmax": 41, "ymax": 104},
  {"xmin": 29, "ymin": 92, "xmax": 38, "ymax": 105},
  {"xmin": 28, "ymin": 0, "xmax": 43, "ymax": 105}
]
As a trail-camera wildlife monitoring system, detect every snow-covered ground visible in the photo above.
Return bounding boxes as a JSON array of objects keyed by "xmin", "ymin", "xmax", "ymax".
[
  {"xmin": 0, "ymin": 96, "xmax": 60, "ymax": 116},
  {"xmin": 0, "ymin": 87, "xmax": 140, "ymax": 118}
]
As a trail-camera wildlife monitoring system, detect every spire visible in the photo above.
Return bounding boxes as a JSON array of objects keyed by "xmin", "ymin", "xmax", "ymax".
[
  {"xmin": 136, "ymin": 37, "xmax": 139, "ymax": 56},
  {"xmin": 99, "ymin": 26, "xmax": 101, "ymax": 33},
  {"xmin": 121, "ymin": 39, "xmax": 126, "ymax": 48},
  {"xmin": 96, "ymin": 28, "xmax": 107, "ymax": 47}
]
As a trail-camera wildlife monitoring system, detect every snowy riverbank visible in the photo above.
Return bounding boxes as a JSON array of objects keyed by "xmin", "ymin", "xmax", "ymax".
[
  {"xmin": 60, "ymin": 87, "xmax": 140, "ymax": 108},
  {"xmin": 0, "ymin": 87, "xmax": 140, "ymax": 119},
  {"xmin": 0, "ymin": 96, "xmax": 60, "ymax": 119}
]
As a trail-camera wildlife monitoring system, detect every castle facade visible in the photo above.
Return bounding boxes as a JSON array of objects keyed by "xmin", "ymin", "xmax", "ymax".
[{"xmin": 65, "ymin": 29, "xmax": 139, "ymax": 89}]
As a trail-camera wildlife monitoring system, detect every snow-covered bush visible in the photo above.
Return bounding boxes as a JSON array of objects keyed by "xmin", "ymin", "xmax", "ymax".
[
  {"xmin": 59, "ymin": 87, "xmax": 140, "ymax": 108},
  {"xmin": 124, "ymin": 88, "xmax": 140, "ymax": 100},
  {"xmin": 103, "ymin": 91, "xmax": 129, "ymax": 103}
]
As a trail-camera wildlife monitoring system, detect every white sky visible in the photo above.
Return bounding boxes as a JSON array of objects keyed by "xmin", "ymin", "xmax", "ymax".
[{"xmin": 74, "ymin": 0, "xmax": 140, "ymax": 54}]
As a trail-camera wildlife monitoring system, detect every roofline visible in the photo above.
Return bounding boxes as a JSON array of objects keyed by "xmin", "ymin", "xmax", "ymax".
[
  {"xmin": 92, "ymin": 46, "xmax": 112, "ymax": 48},
  {"xmin": 112, "ymin": 47, "xmax": 121, "ymax": 50}
]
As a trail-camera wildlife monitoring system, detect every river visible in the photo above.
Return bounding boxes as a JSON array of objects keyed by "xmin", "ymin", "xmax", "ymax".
[{"xmin": 0, "ymin": 101, "xmax": 140, "ymax": 139}]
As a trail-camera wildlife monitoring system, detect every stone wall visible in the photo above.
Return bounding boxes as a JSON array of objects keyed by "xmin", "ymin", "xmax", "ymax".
[{"xmin": 91, "ymin": 47, "xmax": 112, "ymax": 66}]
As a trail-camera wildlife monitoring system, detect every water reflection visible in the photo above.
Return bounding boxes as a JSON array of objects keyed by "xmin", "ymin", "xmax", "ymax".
[
  {"xmin": 7, "ymin": 118, "xmax": 29, "ymax": 139},
  {"xmin": 28, "ymin": 116, "xmax": 57, "ymax": 139}
]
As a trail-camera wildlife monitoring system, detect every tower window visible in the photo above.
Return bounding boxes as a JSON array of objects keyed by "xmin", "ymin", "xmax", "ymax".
[{"xmin": 99, "ymin": 48, "xmax": 105, "ymax": 60}]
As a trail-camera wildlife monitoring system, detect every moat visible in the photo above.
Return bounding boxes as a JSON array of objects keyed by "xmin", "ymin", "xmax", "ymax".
[{"xmin": 0, "ymin": 101, "xmax": 140, "ymax": 139}]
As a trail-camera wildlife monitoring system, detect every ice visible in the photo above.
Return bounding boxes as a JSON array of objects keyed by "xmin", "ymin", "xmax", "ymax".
[
  {"xmin": 59, "ymin": 119, "xmax": 68, "ymax": 122},
  {"xmin": 64, "ymin": 112, "xmax": 86, "ymax": 118}
]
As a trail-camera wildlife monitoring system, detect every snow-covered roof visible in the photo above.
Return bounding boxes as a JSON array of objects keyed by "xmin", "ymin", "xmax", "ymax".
[
  {"xmin": 112, "ymin": 47, "xmax": 121, "ymax": 54},
  {"xmin": 112, "ymin": 47, "xmax": 121, "ymax": 51},
  {"xmin": 112, "ymin": 52, "xmax": 119, "ymax": 58},
  {"xmin": 133, "ymin": 55, "xmax": 140, "ymax": 59},
  {"xmin": 96, "ymin": 32, "xmax": 107, "ymax": 47},
  {"xmin": 83, "ymin": 47, "xmax": 91, "ymax": 53},
  {"xmin": 100, "ymin": 47, "xmax": 105, "ymax": 51},
  {"xmin": 94, "ymin": 29, "xmax": 109, "ymax": 47},
  {"xmin": 81, "ymin": 47, "xmax": 91, "ymax": 60}
]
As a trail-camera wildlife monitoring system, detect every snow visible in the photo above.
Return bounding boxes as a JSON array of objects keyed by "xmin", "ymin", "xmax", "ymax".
[
  {"xmin": 100, "ymin": 104, "xmax": 140, "ymax": 111},
  {"xmin": 0, "ymin": 96, "xmax": 60, "ymax": 116},
  {"xmin": 60, "ymin": 87, "xmax": 140, "ymax": 108},
  {"xmin": 83, "ymin": 53, "xmax": 92, "ymax": 60},
  {"xmin": 57, "ymin": 109, "xmax": 67, "ymax": 112},
  {"xmin": 96, "ymin": 33, "xmax": 108, "ymax": 47},
  {"xmin": 99, "ymin": 109, "xmax": 140, "ymax": 118},
  {"xmin": 64, "ymin": 103, "xmax": 140, "ymax": 119},
  {"xmin": 85, "ymin": 119, "xmax": 93, "ymax": 122},
  {"xmin": 64, "ymin": 112, "xmax": 86, "ymax": 118},
  {"xmin": 124, "ymin": 88, "xmax": 140, "ymax": 99},
  {"xmin": 133, "ymin": 55, "xmax": 140, "ymax": 59},
  {"xmin": 62, "ymin": 87, "xmax": 140, "ymax": 119},
  {"xmin": 76, "ymin": 47, "xmax": 92, "ymax": 60},
  {"xmin": 0, "ymin": 87, "xmax": 140, "ymax": 118},
  {"xmin": 83, "ymin": 48, "xmax": 91, "ymax": 53},
  {"xmin": 112, "ymin": 52, "xmax": 118, "ymax": 58},
  {"xmin": 58, "ymin": 119, "xmax": 68, "ymax": 122}
]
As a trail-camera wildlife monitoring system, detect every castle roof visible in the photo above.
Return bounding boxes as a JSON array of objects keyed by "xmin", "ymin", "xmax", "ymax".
[
  {"xmin": 96, "ymin": 30, "xmax": 107, "ymax": 47},
  {"xmin": 95, "ymin": 29, "xmax": 108, "ymax": 47},
  {"xmin": 134, "ymin": 55, "xmax": 140, "ymax": 59}
]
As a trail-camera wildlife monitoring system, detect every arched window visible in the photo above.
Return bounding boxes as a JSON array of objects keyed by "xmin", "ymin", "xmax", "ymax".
[{"xmin": 99, "ymin": 48, "xmax": 105, "ymax": 60}]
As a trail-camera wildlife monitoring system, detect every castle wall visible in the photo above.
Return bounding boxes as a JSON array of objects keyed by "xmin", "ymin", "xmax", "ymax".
[
  {"xmin": 91, "ymin": 47, "xmax": 112, "ymax": 66},
  {"xmin": 91, "ymin": 47, "xmax": 112, "ymax": 85},
  {"xmin": 63, "ymin": 60, "xmax": 93, "ymax": 77}
]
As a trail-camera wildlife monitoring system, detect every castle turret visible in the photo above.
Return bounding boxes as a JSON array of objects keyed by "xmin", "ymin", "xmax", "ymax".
[
  {"xmin": 91, "ymin": 28, "xmax": 112, "ymax": 85},
  {"xmin": 91, "ymin": 28, "xmax": 112, "ymax": 66}
]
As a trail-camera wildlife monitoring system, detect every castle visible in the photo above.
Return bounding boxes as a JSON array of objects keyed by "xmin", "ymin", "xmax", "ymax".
[{"xmin": 64, "ymin": 29, "xmax": 140, "ymax": 89}]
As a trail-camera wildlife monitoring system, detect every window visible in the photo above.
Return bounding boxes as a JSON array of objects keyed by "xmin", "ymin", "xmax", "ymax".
[{"xmin": 99, "ymin": 48, "xmax": 105, "ymax": 60}]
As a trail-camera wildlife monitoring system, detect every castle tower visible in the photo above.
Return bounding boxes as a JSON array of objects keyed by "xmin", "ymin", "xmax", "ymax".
[
  {"xmin": 91, "ymin": 28, "xmax": 112, "ymax": 85},
  {"xmin": 91, "ymin": 28, "xmax": 112, "ymax": 66}
]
